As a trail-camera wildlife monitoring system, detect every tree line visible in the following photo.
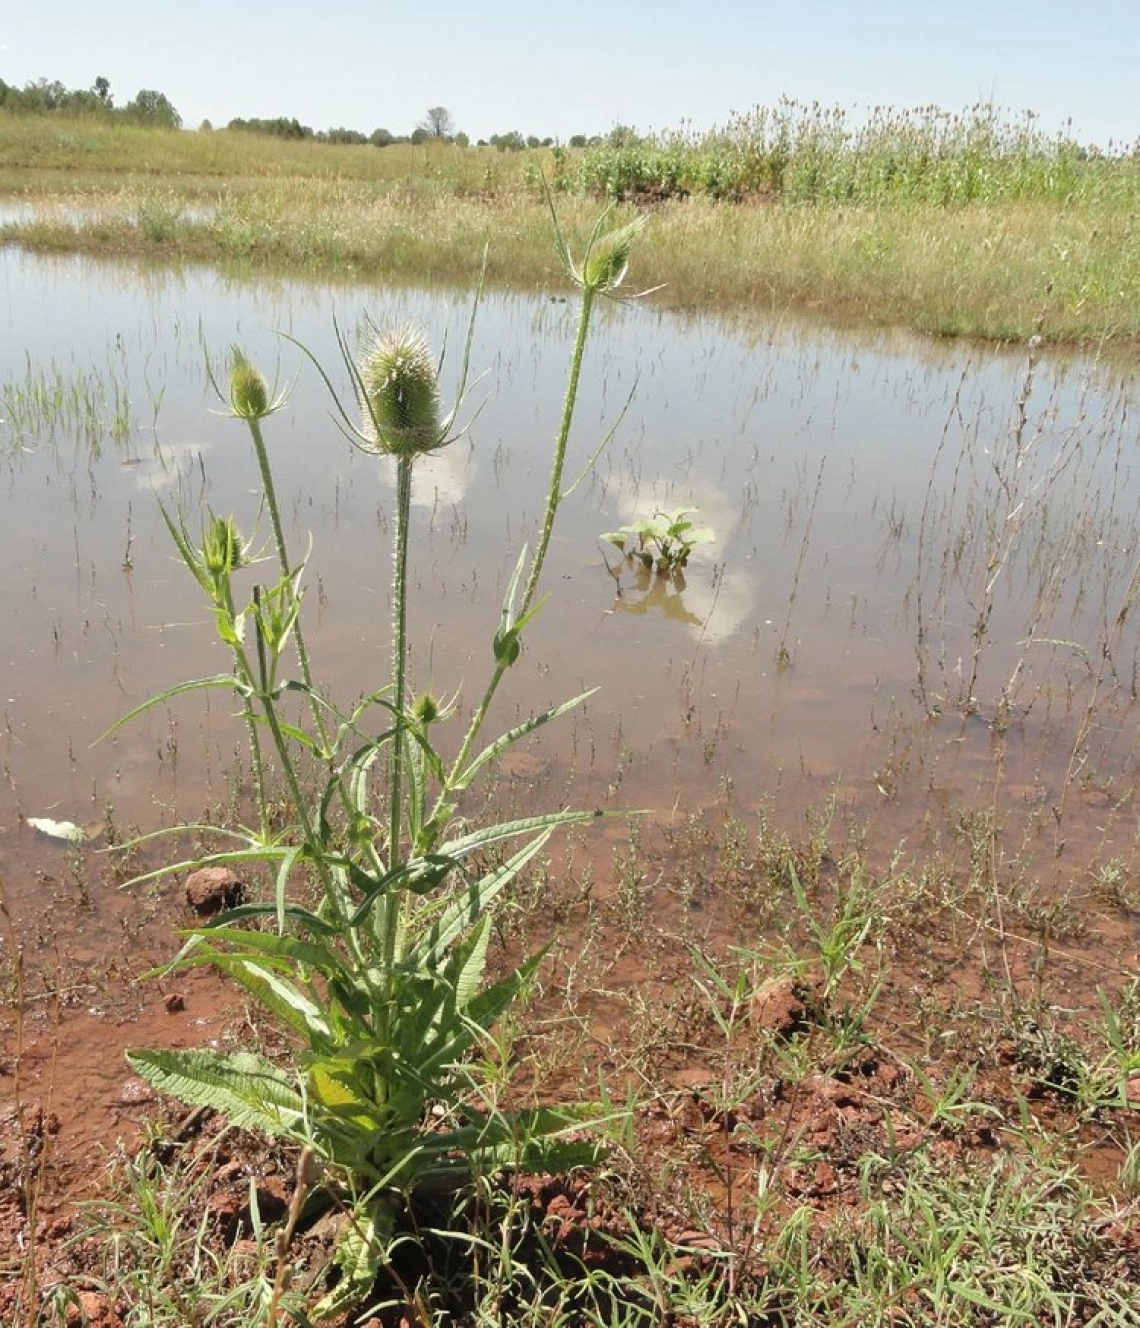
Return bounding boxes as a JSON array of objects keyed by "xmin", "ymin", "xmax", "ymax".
[
  {"xmin": 0, "ymin": 78, "xmax": 628, "ymax": 151},
  {"xmin": 0, "ymin": 75, "xmax": 181, "ymax": 128},
  {"xmin": 221, "ymin": 109, "xmax": 627, "ymax": 152}
]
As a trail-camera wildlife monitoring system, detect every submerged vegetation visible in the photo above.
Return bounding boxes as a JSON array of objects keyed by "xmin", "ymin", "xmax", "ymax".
[{"xmin": 2, "ymin": 100, "xmax": 1140, "ymax": 344}]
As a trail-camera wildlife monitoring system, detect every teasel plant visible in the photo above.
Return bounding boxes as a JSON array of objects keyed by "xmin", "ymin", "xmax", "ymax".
[{"xmin": 104, "ymin": 207, "xmax": 652, "ymax": 1319}]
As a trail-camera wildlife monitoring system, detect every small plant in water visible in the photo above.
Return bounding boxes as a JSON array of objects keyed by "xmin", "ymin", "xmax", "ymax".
[
  {"xmin": 109, "ymin": 206, "xmax": 648, "ymax": 1319},
  {"xmin": 601, "ymin": 505, "xmax": 714, "ymax": 578}
]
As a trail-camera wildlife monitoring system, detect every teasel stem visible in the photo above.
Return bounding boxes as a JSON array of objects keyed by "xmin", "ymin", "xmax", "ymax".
[
  {"xmin": 220, "ymin": 573, "xmax": 269, "ymax": 841},
  {"xmin": 520, "ymin": 284, "xmax": 595, "ymax": 615},
  {"xmin": 244, "ymin": 415, "xmax": 330, "ymax": 748},
  {"xmin": 244, "ymin": 412, "xmax": 395, "ymax": 911},
  {"xmin": 441, "ymin": 285, "xmax": 596, "ymax": 798},
  {"xmin": 247, "ymin": 585, "xmax": 349, "ymax": 928},
  {"xmin": 383, "ymin": 454, "xmax": 414, "ymax": 965}
]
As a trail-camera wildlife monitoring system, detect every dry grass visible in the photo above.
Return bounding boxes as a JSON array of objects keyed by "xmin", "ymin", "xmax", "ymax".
[{"xmin": 3, "ymin": 114, "xmax": 1139, "ymax": 345}]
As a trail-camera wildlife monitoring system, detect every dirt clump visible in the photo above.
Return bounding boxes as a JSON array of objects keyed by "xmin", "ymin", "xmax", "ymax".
[{"xmin": 185, "ymin": 866, "xmax": 245, "ymax": 915}]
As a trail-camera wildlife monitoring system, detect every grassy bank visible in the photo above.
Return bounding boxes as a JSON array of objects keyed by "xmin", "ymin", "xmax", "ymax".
[{"xmin": 3, "ymin": 111, "xmax": 1140, "ymax": 344}]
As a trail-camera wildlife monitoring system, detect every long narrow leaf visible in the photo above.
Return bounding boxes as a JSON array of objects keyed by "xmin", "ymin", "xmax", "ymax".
[
  {"xmin": 437, "ymin": 808, "xmax": 605, "ymax": 861},
  {"xmin": 186, "ymin": 925, "xmax": 352, "ymax": 981},
  {"xmin": 117, "ymin": 844, "xmax": 294, "ymax": 891},
  {"xmin": 213, "ymin": 955, "xmax": 332, "ymax": 1041},
  {"xmin": 347, "ymin": 855, "xmax": 456, "ymax": 929},
  {"xmin": 465, "ymin": 949, "xmax": 546, "ymax": 1031},
  {"xmin": 452, "ymin": 914, "xmax": 491, "ymax": 1012},
  {"xmin": 561, "ymin": 375, "xmax": 639, "ymax": 500},
  {"xmin": 415, "ymin": 830, "xmax": 554, "ymax": 970},
  {"xmin": 198, "ymin": 900, "xmax": 340, "ymax": 936},
  {"xmin": 452, "ymin": 689, "xmax": 598, "ymax": 791},
  {"xmin": 274, "ymin": 843, "xmax": 303, "ymax": 933},
  {"xmin": 94, "ymin": 675, "xmax": 239, "ymax": 745}
]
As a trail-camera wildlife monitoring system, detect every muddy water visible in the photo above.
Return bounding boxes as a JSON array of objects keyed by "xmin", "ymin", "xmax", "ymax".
[
  {"xmin": 2, "ymin": 251, "xmax": 1140, "ymax": 879},
  {"xmin": 3, "ymin": 249, "xmax": 1140, "ymax": 1182},
  {"xmin": 0, "ymin": 250, "xmax": 1138, "ymax": 986}
]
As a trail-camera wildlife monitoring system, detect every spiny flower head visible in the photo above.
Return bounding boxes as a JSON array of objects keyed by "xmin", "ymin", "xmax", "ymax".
[
  {"xmin": 228, "ymin": 352, "xmax": 268, "ymax": 420},
  {"xmin": 546, "ymin": 193, "xmax": 658, "ymax": 302},
  {"xmin": 221, "ymin": 346, "xmax": 289, "ymax": 421},
  {"xmin": 202, "ymin": 514, "xmax": 247, "ymax": 578},
  {"xmin": 580, "ymin": 217, "xmax": 646, "ymax": 294},
  {"xmin": 356, "ymin": 326, "xmax": 443, "ymax": 457},
  {"xmin": 413, "ymin": 692, "xmax": 442, "ymax": 725}
]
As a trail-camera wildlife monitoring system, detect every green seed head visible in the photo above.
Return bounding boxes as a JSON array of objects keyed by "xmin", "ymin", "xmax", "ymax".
[
  {"xmin": 413, "ymin": 693, "xmax": 442, "ymax": 725},
  {"xmin": 582, "ymin": 217, "xmax": 646, "ymax": 295},
  {"xmin": 202, "ymin": 515, "xmax": 245, "ymax": 577},
  {"xmin": 493, "ymin": 627, "xmax": 521, "ymax": 667},
  {"xmin": 357, "ymin": 326, "xmax": 442, "ymax": 457},
  {"xmin": 228, "ymin": 350, "xmax": 269, "ymax": 420}
]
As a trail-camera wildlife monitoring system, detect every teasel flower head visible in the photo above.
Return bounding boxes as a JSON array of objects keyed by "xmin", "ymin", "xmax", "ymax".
[
  {"xmin": 580, "ymin": 217, "xmax": 645, "ymax": 294},
  {"xmin": 547, "ymin": 192, "xmax": 660, "ymax": 301},
  {"xmin": 202, "ymin": 514, "xmax": 248, "ymax": 578},
  {"xmin": 217, "ymin": 347, "xmax": 290, "ymax": 421},
  {"xmin": 326, "ymin": 306, "xmax": 484, "ymax": 461},
  {"xmin": 413, "ymin": 691, "xmax": 443, "ymax": 725},
  {"xmin": 356, "ymin": 325, "xmax": 444, "ymax": 457}
]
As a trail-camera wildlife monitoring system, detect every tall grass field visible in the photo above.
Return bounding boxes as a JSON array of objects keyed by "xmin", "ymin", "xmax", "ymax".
[{"xmin": 2, "ymin": 100, "xmax": 1139, "ymax": 344}]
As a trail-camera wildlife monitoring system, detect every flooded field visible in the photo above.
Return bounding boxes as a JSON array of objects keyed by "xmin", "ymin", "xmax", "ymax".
[
  {"xmin": 3, "ymin": 248, "xmax": 1139, "ymax": 896},
  {"xmin": 0, "ymin": 250, "xmax": 1137, "ymax": 886}
]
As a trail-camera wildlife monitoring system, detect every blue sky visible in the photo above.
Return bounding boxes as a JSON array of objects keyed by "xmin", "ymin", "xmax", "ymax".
[{"xmin": 2, "ymin": 1, "xmax": 1137, "ymax": 147}]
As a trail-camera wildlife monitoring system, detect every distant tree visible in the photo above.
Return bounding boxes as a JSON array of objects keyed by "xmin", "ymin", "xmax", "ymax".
[
  {"xmin": 490, "ymin": 130, "xmax": 525, "ymax": 152},
  {"xmin": 410, "ymin": 126, "xmax": 429, "ymax": 145},
  {"xmin": 370, "ymin": 127, "xmax": 395, "ymax": 147},
  {"xmin": 321, "ymin": 126, "xmax": 367, "ymax": 145},
  {"xmin": 227, "ymin": 116, "xmax": 310, "ymax": 139},
  {"xmin": 454, "ymin": 131, "xmax": 470, "ymax": 148},
  {"xmin": 93, "ymin": 75, "xmax": 111, "ymax": 106},
  {"xmin": 124, "ymin": 89, "xmax": 182, "ymax": 129},
  {"xmin": 569, "ymin": 134, "xmax": 587, "ymax": 148},
  {"xmin": 417, "ymin": 106, "xmax": 456, "ymax": 141},
  {"xmin": 526, "ymin": 134, "xmax": 540, "ymax": 149},
  {"xmin": 199, "ymin": 119, "xmax": 214, "ymax": 133},
  {"xmin": 21, "ymin": 79, "xmax": 69, "ymax": 113}
]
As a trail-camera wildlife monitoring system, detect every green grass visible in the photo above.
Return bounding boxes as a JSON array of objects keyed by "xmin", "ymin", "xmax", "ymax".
[
  {"xmin": 569, "ymin": 101, "xmax": 1140, "ymax": 208},
  {"xmin": 3, "ymin": 108, "xmax": 1140, "ymax": 345},
  {"xmin": 44, "ymin": 1143, "xmax": 1140, "ymax": 1326},
  {"xmin": 0, "ymin": 115, "xmax": 520, "ymax": 191}
]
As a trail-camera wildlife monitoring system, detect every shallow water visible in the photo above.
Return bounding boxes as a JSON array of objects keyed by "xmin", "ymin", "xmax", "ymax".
[{"xmin": 1, "ymin": 247, "xmax": 1139, "ymax": 917}]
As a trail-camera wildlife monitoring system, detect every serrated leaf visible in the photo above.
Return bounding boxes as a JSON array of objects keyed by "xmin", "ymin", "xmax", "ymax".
[
  {"xmin": 306, "ymin": 1061, "xmax": 384, "ymax": 1130},
  {"xmin": 437, "ymin": 1104, "xmax": 607, "ymax": 1171},
  {"xmin": 414, "ymin": 830, "xmax": 553, "ymax": 970},
  {"xmin": 453, "ymin": 689, "xmax": 597, "ymax": 792},
  {"xmin": 127, "ymin": 1048, "xmax": 305, "ymax": 1136},
  {"xmin": 312, "ymin": 1209, "xmax": 386, "ymax": 1321},
  {"xmin": 452, "ymin": 914, "xmax": 490, "ymax": 1011}
]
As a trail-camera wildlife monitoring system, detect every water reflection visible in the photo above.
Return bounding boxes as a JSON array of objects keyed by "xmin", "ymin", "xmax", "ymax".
[
  {"xmin": 608, "ymin": 566, "xmax": 705, "ymax": 629},
  {"xmin": 601, "ymin": 473, "xmax": 759, "ymax": 645},
  {"xmin": 0, "ymin": 247, "xmax": 1138, "ymax": 908}
]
